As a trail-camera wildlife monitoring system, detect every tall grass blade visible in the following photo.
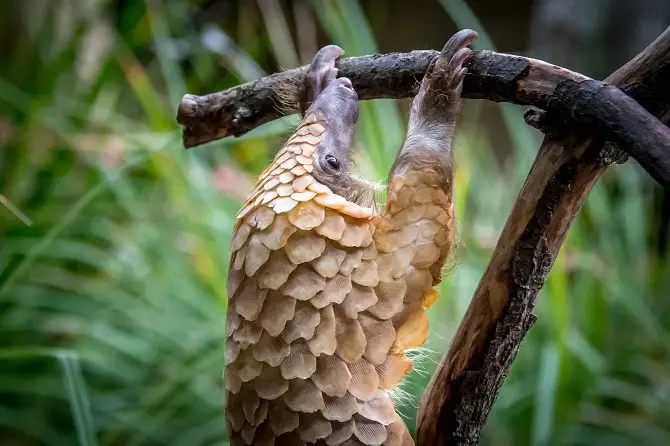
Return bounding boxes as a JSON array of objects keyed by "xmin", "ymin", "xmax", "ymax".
[{"xmin": 56, "ymin": 351, "xmax": 98, "ymax": 446}]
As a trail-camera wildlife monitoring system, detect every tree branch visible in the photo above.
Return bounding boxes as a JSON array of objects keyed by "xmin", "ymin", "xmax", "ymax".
[
  {"xmin": 416, "ymin": 25, "xmax": 670, "ymax": 446},
  {"xmin": 177, "ymin": 49, "xmax": 583, "ymax": 146},
  {"xmin": 177, "ymin": 46, "xmax": 670, "ymax": 190}
]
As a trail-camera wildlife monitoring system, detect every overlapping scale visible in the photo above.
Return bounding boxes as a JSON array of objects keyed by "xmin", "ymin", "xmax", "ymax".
[
  {"xmin": 283, "ymin": 378, "xmax": 325, "ymax": 412},
  {"xmin": 375, "ymin": 353, "xmax": 413, "ymax": 390},
  {"xmin": 269, "ymin": 399, "xmax": 299, "ymax": 435},
  {"xmin": 234, "ymin": 279, "xmax": 267, "ymax": 321},
  {"xmin": 255, "ymin": 366, "xmax": 289, "ymax": 399},
  {"xmin": 334, "ymin": 313, "xmax": 366, "ymax": 363},
  {"xmin": 284, "ymin": 232, "xmax": 326, "ymax": 265},
  {"xmin": 259, "ymin": 290, "xmax": 296, "ymax": 336},
  {"xmin": 257, "ymin": 250, "xmax": 296, "ymax": 290},
  {"xmin": 340, "ymin": 284, "xmax": 377, "ymax": 319},
  {"xmin": 307, "ymin": 305, "xmax": 337, "ymax": 356},
  {"xmin": 283, "ymin": 302, "xmax": 321, "ymax": 343},
  {"xmin": 231, "ymin": 319, "xmax": 262, "ymax": 348},
  {"xmin": 359, "ymin": 314, "xmax": 395, "ymax": 365},
  {"xmin": 281, "ymin": 340, "xmax": 317, "ymax": 379},
  {"xmin": 358, "ymin": 391, "xmax": 396, "ymax": 425},
  {"xmin": 297, "ymin": 412, "xmax": 332, "ymax": 442},
  {"xmin": 353, "ymin": 414, "xmax": 387, "ymax": 445},
  {"xmin": 312, "ymin": 244, "xmax": 347, "ymax": 278},
  {"xmin": 311, "ymin": 354, "xmax": 352, "ymax": 397},
  {"xmin": 253, "ymin": 330, "xmax": 291, "ymax": 366},
  {"xmin": 322, "ymin": 393, "xmax": 359, "ymax": 422},
  {"xmin": 281, "ymin": 264, "xmax": 326, "ymax": 301},
  {"xmin": 326, "ymin": 420, "xmax": 355, "ymax": 445},
  {"xmin": 347, "ymin": 359, "xmax": 379, "ymax": 400}
]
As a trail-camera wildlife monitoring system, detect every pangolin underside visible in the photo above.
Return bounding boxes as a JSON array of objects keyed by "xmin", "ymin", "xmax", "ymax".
[{"xmin": 224, "ymin": 29, "xmax": 478, "ymax": 446}]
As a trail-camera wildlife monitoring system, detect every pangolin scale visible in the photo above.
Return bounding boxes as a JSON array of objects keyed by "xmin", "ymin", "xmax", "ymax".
[{"xmin": 224, "ymin": 29, "xmax": 478, "ymax": 446}]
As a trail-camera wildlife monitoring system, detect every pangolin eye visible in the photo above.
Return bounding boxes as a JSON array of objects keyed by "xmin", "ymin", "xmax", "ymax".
[{"xmin": 325, "ymin": 154, "xmax": 340, "ymax": 170}]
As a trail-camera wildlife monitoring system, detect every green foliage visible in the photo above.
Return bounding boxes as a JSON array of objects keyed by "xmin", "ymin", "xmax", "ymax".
[{"xmin": 1, "ymin": 1, "xmax": 669, "ymax": 445}]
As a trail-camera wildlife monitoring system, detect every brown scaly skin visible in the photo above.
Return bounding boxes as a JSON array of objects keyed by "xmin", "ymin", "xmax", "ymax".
[{"xmin": 224, "ymin": 29, "xmax": 478, "ymax": 446}]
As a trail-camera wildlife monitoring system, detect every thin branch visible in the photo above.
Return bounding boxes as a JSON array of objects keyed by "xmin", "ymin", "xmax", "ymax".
[
  {"xmin": 416, "ymin": 25, "xmax": 670, "ymax": 446},
  {"xmin": 177, "ymin": 47, "xmax": 670, "ymax": 190}
]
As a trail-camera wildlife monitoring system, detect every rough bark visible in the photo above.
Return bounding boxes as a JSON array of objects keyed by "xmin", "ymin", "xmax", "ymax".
[{"xmin": 416, "ymin": 25, "xmax": 670, "ymax": 446}]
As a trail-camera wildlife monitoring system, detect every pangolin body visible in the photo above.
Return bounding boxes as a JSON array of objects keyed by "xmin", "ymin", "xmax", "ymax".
[{"xmin": 224, "ymin": 30, "xmax": 477, "ymax": 446}]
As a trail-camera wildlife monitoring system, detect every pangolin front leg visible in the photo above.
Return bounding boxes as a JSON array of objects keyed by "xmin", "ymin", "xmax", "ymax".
[
  {"xmin": 373, "ymin": 29, "xmax": 478, "ymax": 398},
  {"xmin": 225, "ymin": 30, "xmax": 477, "ymax": 446}
]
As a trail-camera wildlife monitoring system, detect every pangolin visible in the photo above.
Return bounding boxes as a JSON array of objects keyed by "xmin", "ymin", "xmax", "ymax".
[{"xmin": 224, "ymin": 29, "xmax": 478, "ymax": 446}]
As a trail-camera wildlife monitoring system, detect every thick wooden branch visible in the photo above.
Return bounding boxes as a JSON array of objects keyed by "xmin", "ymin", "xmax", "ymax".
[
  {"xmin": 177, "ymin": 47, "xmax": 670, "ymax": 190},
  {"xmin": 177, "ymin": 49, "xmax": 582, "ymax": 146},
  {"xmin": 416, "ymin": 25, "xmax": 670, "ymax": 446}
]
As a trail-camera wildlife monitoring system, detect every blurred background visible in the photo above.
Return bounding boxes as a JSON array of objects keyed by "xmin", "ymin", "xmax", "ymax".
[{"xmin": 1, "ymin": 0, "xmax": 670, "ymax": 445}]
